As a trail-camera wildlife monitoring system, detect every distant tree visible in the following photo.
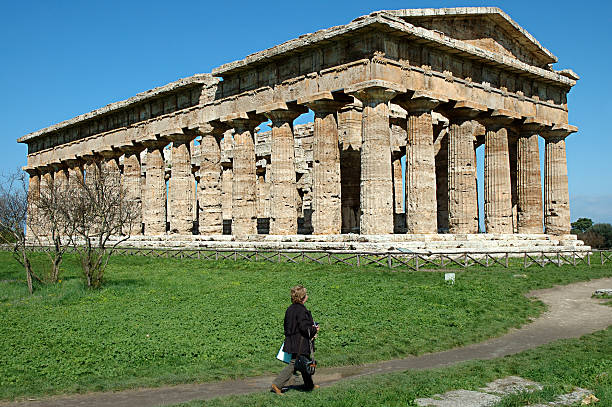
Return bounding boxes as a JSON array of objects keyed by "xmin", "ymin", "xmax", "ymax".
[
  {"xmin": 588, "ymin": 223, "xmax": 612, "ymax": 249},
  {"xmin": 571, "ymin": 217, "xmax": 593, "ymax": 234},
  {"xmin": 60, "ymin": 164, "xmax": 138, "ymax": 288},
  {"xmin": 579, "ymin": 230, "xmax": 606, "ymax": 249}
]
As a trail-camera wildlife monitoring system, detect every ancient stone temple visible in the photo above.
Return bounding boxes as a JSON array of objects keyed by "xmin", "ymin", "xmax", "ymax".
[{"xmin": 19, "ymin": 8, "xmax": 584, "ymax": 251}]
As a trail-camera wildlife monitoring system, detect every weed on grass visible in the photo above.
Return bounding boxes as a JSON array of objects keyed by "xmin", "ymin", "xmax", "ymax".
[{"xmin": 0, "ymin": 251, "xmax": 611, "ymax": 400}]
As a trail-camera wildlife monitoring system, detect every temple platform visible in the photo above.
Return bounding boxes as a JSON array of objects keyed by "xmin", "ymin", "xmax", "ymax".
[{"xmin": 108, "ymin": 233, "xmax": 589, "ymax": 254}]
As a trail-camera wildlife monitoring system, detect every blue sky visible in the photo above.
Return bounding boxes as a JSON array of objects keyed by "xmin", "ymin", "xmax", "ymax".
[{"xmin": 1, "ymin": 0, "xmax": 610, "ymax": 225}]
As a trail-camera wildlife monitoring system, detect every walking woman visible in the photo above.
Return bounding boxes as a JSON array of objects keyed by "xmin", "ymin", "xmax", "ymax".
[{"xmin": 271, "ymin": 285, "xmax": 319, "ymax": 394}]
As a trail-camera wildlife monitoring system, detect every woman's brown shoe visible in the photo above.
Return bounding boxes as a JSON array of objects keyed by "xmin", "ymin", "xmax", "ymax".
[{"xmin": 271, "ymin": 384, "xmax": 283, "ymax": 395}]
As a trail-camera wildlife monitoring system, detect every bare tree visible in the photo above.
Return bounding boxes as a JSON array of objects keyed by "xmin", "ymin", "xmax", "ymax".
[
  {"xmin": 27, "ymin": 172, "xmax": 76, "ymax": 283},
  {"xmin": 0, "ymin": 170, "xmax": 39, "ymax": 293},
  {"xmin": 61, "ymin": 163, "xmax": 138, "ymax": 288}
]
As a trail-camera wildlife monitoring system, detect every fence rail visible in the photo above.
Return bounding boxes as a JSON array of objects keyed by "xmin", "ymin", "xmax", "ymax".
[{"xmin": 3, "ymin": 244, "xmax": 611, "ymax": 270}]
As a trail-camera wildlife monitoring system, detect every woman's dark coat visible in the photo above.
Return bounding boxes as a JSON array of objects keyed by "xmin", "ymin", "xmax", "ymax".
[{"xmin": 282, "ymin": 303, "xmax": 316, "ymax": 355}]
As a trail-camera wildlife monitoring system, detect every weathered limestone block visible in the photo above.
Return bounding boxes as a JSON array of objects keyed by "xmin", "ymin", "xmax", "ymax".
[
  {"xmin": 167, "ymin": 134, "xmax": 195, "ymax": 234},
  {"xmin": 224, "ymin": 115, "xmax": 264, "ymax": 237},
  {"xmin": 122, "ymin": 148, "xmax": 143, "ymax": 235},
  {"xmin": 516, "ymin": 123, "xmax": 543, "ymax": 234},
  {"xmin": 482, "ymin": 112, "xmax": 515, "ymax": 233},
  {"xmin": 143, "ymin": 144, "xmax": 167, "ymax": 235},
  {"xmin": 348, "ymin": 81, "xmax": 404, "ymax": 235},
  {"xmin": 197, "ymin": 124, "xmax": 225, "ymax": 235},
  {"xmin": 261, "ymin": 104, "xmax": 307, "ymax": 235},
  {"xmin": 543, "ymin": 125, "xmax": 575, "ymax": 235},
  {"xmin": 446, "ymin": 102, "xmax": 484, "ymax": 233},
  {"xmin": 298, "ymin": 94, "xmax": 345, "ymax": 235}
]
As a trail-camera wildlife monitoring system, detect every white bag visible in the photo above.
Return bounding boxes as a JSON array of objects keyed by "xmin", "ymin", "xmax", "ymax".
[{"xmin": 276, "ymin": 342, "xmax": 292, "ymax": 363}]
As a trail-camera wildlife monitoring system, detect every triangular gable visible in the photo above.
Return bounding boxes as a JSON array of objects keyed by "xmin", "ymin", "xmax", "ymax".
[{"xmin": 384, "ymin": 8, "xmax": 557, "ymax": 68}]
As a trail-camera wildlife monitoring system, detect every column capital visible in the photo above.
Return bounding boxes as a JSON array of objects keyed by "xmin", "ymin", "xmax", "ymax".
[
  {"xmin": 297, "ymin": 91, "xmax": 351, "ymax": 113},
  {"xmin": 517, "ymin": 117, "xmax": 552, "ymax": 136},
  {"xmin": 257, "ymin": 101, "xmax": 308, "ymax": 125},
  {"xmin": 140, "ymin": 138, "xmax": 169, "ymax": 150},
  {"xmin": 395, "ymin": 90, "xmax": 449, "ymax": 113},
  {"xmin": 440, "ymin": 100, "xmax": 488, "ymax": 122},
  {"xmin": 345, "ymin": 80, "xmax": 406, "ymax": 104},
  {"xmin": 161, "ymin": 130, "xmax": 194, "ymax": 144},
  {"xmin": 98, "ymin": 147, "xmax": 123, "ymax": 160},
  {"xmin": 23, "ymin": 166, "xmax": 40, "ymax": 176},
  {"xmin": 191, "ymin": 120, "xmax": 230, "ymax": 141},
  {"xmin": 479, "ymin": 109, "xmax": 521, "ymax": 130},
  {"xmin": 79, "ymin": 151, "xmax": 100, "ymax": 163},
  {"xmin": 48, "ymin": 161, "xmax": 68, "ymax": 172},
  {"xmin": 541, "ymin": 123, "xmax": 578, "ymax": 141},
  {"xmin": 219, "ymin": 112, "xmax": 265, "ymax": 133},
  {"xmin": 63, "ymin": 157, "xmax": 82, "ymax": 169},
  {"xmin": 120, "ymin": 144, "xmax": 145, "ymax": 155}
]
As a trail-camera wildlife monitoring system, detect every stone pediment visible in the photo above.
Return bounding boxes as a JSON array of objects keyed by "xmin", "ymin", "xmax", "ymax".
[{"xmin": 385, "ymin": 7, "xmax": 557, "ymax": 68}]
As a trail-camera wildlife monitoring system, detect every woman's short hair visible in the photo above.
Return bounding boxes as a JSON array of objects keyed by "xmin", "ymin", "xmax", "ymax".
[{"xmin": 291, "ymin": 285, "xmax": 307, "ymax": 304}]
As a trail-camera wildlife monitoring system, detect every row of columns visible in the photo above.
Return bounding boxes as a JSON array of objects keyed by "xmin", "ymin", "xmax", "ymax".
[{"xmin": 27, "ymin": 83, "xmax": 574, "ymax": 238}]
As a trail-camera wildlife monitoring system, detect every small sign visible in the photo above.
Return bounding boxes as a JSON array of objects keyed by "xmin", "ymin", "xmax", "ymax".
[{"xmin": 445, "ymin": 273, "xmax": 455, "ymax": 284}]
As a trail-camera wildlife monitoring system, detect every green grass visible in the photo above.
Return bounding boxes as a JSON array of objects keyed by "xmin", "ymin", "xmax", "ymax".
[
  {"xmin": 176, "ymin": 328, "xmax": 612, "ymax": 407},
  {"xmin": 1, "ymin": 251, "xmax": 611, "ymax": 400}
]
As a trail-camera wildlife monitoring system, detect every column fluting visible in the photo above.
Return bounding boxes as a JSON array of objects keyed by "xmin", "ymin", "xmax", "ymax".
[
  {"xmin": 167, "ymin": 134, "xmax": 195, "ymax": 235},
  {"xmin": 516, "ymin": 127, "xmax": 543, "ymax": 234},
  {"xmin": 143, "ymin": 143, "xmax": 167, "ymax": 235},
  {"xmin": 350, "ymin": 85, "xmax": 400, "ymax": 235},
  {"xmin": 543, "ymin": 126, "xmax": 575, "ymax": 235}
]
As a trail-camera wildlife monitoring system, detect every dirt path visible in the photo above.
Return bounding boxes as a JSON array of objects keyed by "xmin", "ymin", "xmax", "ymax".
[{"xmin": 3, "ymin": 277, "xmax": 611, "ymax": 407}]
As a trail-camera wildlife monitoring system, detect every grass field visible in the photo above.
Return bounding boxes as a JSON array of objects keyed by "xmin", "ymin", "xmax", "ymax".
[
  {"xmin": 178, "ymin": 327, "xmax": 612, "ymax": 407},
  {"xmin": 1, "ymin": 251, "xmax": 611, "ymax": 400}
]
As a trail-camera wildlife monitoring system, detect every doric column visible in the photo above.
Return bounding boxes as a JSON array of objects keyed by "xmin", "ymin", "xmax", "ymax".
[
  {"xmin": 298, "ymin": 92, "xmax": 347, "ymax": 235},
  {"xmin": 338, "ymin": 100, "xmax": 363, "ymax": 233},
  {"xmin": 434, "ymin": 128, "xmax": 449, "ymax": 232},
  {"xmin": 392, "ymin": 151, "xmax": 404, "ymax": 223},
  {"xmin": 24, "ymin": 168, "xmax": 40, "ymax": 239},
  {"xmin": 396, "ymin": 91, "xmax": 446, "ymax": 234},
  {"xmin": 221, "ymin": 113, "xmax": 264, "ymax": 237},
  {"xmin": 481, "ymin": 109, "xmax": 519, "ymax": 234},
  {"xmin": 142, "ymin": 141, "xmax": 168, "ymax": 236},
  {"xmin": 444, "ymin": 101, "xmax": 485, "ymax": 234},
  {"xmin": 259, "ymin": 102, "xmax": 307, "ymax": 235},
  {"xmin": 542, "ymin": 124, "xmax": 577, "ymax": 235},
  {"xmin": 81, "ymin": 154, "xmax": 101, "ymax": 189},
  {"xmin": 166, "ymin": 132, "xmax": 196, "ymax": 235},
  {"xmin": 99, "ymin": 149, "xmax": 122, "ymax": 191},
  {"xmin": 516, "ymin": 118, "xmax": 546, "ymax": 234},
  {"xmin": 195, "ymin": 123, "xmax": 226, "ymax": 235},
  {"xmin": 121, "ymin": 146, "xmax": 143, "ymax": 235},
  {"xmin": 348, "ymin": 80, "xmax": 405, "ymax": 235},
  {"xmin": 51, "ymin": 164, "xmax": 69, "ymax": 195},
  {"xmin": 508, "ymin": 134, "xmax": 519, "ymax": 232},
  {"xmin": 65, "ymin": 159, "xmax": 84, "ymax": 190}
]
